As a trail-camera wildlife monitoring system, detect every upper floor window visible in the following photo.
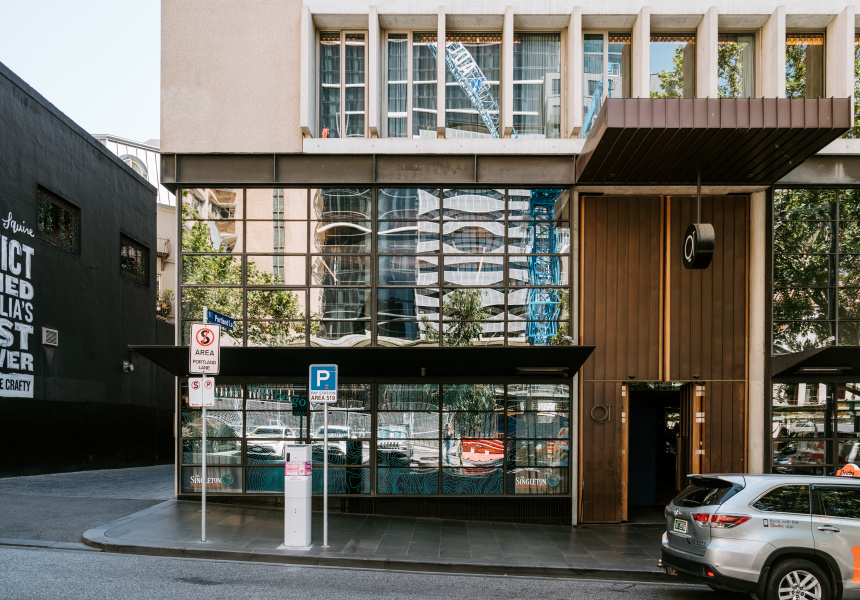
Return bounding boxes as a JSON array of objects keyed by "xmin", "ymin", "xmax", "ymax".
[
  {"xmin": 650, "ymin": 34, "xmax": 696, "ymax": 98},
  {"xmin": 583, "ymin": 33, "xmax": 630, "ymax": 136},
  {"xmin": 718, "ymin": 33, "xmax": 755, "ymax": 98},
  {"xmin": 513, "ymin": 33, "xmax": 560, "ymax": 138},
  {"xmin": 319, "ymin": 31, "xmax": 366, "ymax": 138},
  {"xmin": 121, "ymin": 234, "xmax": 149, "ymax": 286},
  {"xmin": 445, "ymin": 32, "xmax": 502, "ymax": 138},
  {"xmin": 843, "ymin": 33, "xmax": 860, "ymax": 138},
  {"xmin": 37, "ymin": 186, "xmax": 80, "ymax": 255},
  {"xmin": 385, "ymin": 32, "xmax": 438, "ymax": 138},
  {"xmin": 786, "ymin": 33, "xmax": 824, "ymax": 99}
]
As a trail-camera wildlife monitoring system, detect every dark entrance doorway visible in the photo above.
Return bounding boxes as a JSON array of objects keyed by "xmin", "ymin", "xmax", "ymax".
[{"xmin": 627, "ymin": 388, "xmax": 681, "ymax": 523}]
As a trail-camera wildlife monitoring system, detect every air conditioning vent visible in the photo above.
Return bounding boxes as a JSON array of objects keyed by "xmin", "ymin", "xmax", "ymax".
[{"xmin": 42, "ymin": 327, "xmax": 59, "ymax": 346}]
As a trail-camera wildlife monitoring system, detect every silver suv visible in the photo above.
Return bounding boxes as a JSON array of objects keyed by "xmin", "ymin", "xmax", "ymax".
[{"xmin": 660, "ymin": 474, "xmax": 860, "ymax": 600}]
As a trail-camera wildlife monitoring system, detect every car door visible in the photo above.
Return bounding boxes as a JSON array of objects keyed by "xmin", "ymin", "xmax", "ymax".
[{"xmin": 812, "ymin": 484, "xmax": 860, "ymax": 597}]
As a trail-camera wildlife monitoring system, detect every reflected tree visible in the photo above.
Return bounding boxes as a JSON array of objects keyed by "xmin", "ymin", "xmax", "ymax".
[{"xmin": 422, "ymin": 288, "xmax": 490, "ymax": 346}]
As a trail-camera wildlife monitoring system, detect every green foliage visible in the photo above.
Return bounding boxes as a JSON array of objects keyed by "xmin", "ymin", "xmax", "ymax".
[
  {"xmin": 443, "ymin": 384, "xmax": 498, "ymax": 437},
  {"xmin": 785, "ymin": 43, "xmax": 807, "ymax": 99},
  {"xmin": 844, "ymin": 43, "xmax": 860, "ymax": 138},
  {"xmin": 181, "ymin": 203, "xmax": 309, "ymax": 345},
  {"xmin": 717, "ymin": 42, "xmax": 744, "ymax": 98},
  {"xmin": 422, "ymin": 288, "xmax": 491, "ymax": 347},
  {"xmin": 550, "ymin": 288, "xmax": 571, "ymax": 345},
  {"xmin": 650, "ymin": 45, "xmax": 686, "ymax": 99}
]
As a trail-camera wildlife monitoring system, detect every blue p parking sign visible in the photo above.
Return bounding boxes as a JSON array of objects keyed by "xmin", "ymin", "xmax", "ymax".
[{"xmin": 309, "ymin": 364, "xmax": 337, "ymax": 404}]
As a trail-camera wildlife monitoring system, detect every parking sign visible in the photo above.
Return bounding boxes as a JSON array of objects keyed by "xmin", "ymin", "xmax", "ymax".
[
  {"xmin": 189, "ymin": 376, "xmax": 215, "ymax": 407},
  {"xmin": 309, "ymin": 365, "xmax": 337, "ymax": 404},
  {"xmin": 189, "ymin": 323, "xmax": 221, "ymax": 375}
]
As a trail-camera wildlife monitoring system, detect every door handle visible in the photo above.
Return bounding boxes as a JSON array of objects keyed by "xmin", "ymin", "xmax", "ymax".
[{"xmin": 817, "ymin": 526, "xmax": 841, "ymax": 532}]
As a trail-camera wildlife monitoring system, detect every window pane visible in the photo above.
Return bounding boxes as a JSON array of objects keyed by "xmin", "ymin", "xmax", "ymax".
[
  {"xmin": 773, "ymin": 321, "xmax": 836, "ymax": 353},
  {"xmin": 442, "ymin": 257, "xmax": 505, "ymax": 286},
  {"xmin": 509, "ymin": 467, "xmax": 569, "ymax": 494},
  {"xmin": 181, "ymin": 410, "xmax": 243, "ymax": 438},
  {"xmin": 319, "ymin": 32, "xmax": 341, "ymax": 138},
  {"xmin": 752, "ymin": 485, "xmax": 810, "ymax": 513},
  {"xmin": 181, "ymin": 466, "xmax": 242, "ymax": 494},
  {"xmin": 442, "ymin": 188, "xmax": 505, "ymax": 220},
  {"xmin": 513, "ymin": 33, "xmax": 560, "ymax": 138},
  {"xmin": 773, "ymin": 254, "xmax": 833, "ymax": 288},
  {"xmin": 840, "ymin": 255, "xmax": 860, "ymax": 287},
  {"xmin": 773, "ymin": 221, "xmax": 834, "ymax": 255},
  {"xmin": 508, "ymin": 440, "xmax": 568, "ymax": 467},
  {"xmin": 442, "ymin": 467, "xmax": 503, "ymax": 494},
  {"xmin": 443, "ymin": 33, "xmax": 501, "ymax": 137},
  {"xmin": 774, "ymin": 440, "xmax": 827, "ymax": 466},
  {"xmin": 378, "ymin": 467, "xmax": 438, "ymax": 493},
  {"xmin": 312, "ymin": 467, "xmax": 370, "ymax": 494},
  {"xmin": 773, "ymin": 289, "xmax": 833, "ymax": 320},
  {"xmin": 786, "ymin": 34, "xmax": 824, "ymax": 99},
  {"xmin": 246, "ymin": 222, "xmax": 308, "ymax": 254},
  {"xmin": 507, "ymin": 384, "xmax": 571, "ymax": 412},
  {"xmin": 379, "ymin": 187, "xmax": 440, "ymax": 220},
  {"xmin": 37, "ymin": 187, "xmax": 80, "ymax": 254},
  {"xmin": 182, "ymin": 440, "xmax": 242, "ymax": 465},
  {"xmin": 443, "ymin": 384, "xmax": 501, "ymax": 411},
  {"xmin": 377, "ymin": 287, "xmax": 438, "ymax": 319},
  {"xmin": 774, "ymin": 189, "xmax": 837, "ymax": 220},
  {"xmin": 718, "ymin": 34, "xmax": 755, "ymax": 98},
  {"xmin": 378, "ymin": 411, "xmax": 438, "ymax": 439},
  {"xmin": 379, "ymin": 255, "xmax": 438, "ymax": 285},
  {"xmin": 247, "ymin": 255, "xmax": 306, "ymax": 285},
  {"xmin": 378, "ymin": 383, "xmax": 439, "ymax": 410},
  {"xmin": 650, "ymin": 34, "xmax": 696, "ymax": 98},
  {"xmin": 442, "ymin": 411, "xmax": 501, "ymax": 438},
  {"xmin": 413, "ymin": 33, "xmax": 438, "ymax": 138},
  {"xmin": 817, "ymin": 486, "xmax": 860, "ymax": 519},
  {"xmin": 582, "ymin": 33, "xmax": 604, "ymax": 135},
  {"xmin": 312, "ymin": 255, "xmax": 370, "ymax": 285}
]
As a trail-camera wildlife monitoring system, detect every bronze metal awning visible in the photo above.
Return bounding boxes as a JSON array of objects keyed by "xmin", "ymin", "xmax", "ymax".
[
  {"xmin": 130, "ymin": 345, "xmax": 595, "ymax": 379},
  {"xmin": 772, "ymin": 347, "xmax": 860, "ymax": 381},
  {"xmin": 576, "ymin": 98, "xmax": 851, "ymax": 186}
]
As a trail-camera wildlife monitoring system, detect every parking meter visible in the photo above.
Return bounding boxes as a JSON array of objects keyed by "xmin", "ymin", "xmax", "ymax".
[{"xmin": 281, "ymin": 444, "xmax": 312, "ymax": 548}]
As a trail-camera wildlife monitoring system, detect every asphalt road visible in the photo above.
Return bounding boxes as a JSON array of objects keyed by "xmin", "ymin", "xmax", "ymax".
[{"xmin": 0, "ymin": 546, "xmax": 743, "ymax": 600}]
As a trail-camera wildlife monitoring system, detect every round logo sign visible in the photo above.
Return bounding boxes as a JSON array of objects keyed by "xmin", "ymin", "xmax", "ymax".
[
  {"xmin": 195, "ymin": 327, "xmax": 216, "ymax": 346},
  {"xmin": 222, "ymin": 473, "xmax": 234, "ymax": 486},
  {"xmin": 682, "ymin": 223, "xmax": 715, "ymax": 270},
  {"xmin": 546, "ymin": 474, "xmax": 561, "ymax": 487}
]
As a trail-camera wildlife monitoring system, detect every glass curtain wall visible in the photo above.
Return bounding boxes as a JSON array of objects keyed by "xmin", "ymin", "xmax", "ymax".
[
  {"xmin": 785, "ymin": 33, "xmax": 824, "ymax": 99},
  {"xmin": 773, "ymin": 188, "xmax": 860, "ymax": 353},
  {"xmin": 650, "ymin": 34, "xmax": 696, "ymax": 98},
  {"xmin": 181, "ymin": 188, "xmax": 571, "ymax": 348},
  {"xmin": 582, "ymin": 33, "xmax": 630, "ymax": 137},
  {"xmin": 319, "ymin": 32, "xmax": 367, "ymax": 138},
  {"xmin": 513, "ymin": 33, "xmax": 561, "ymax": 138},
  {"xmin": 717, "ymin": 34, "xmax": 755, "ymax": 98},
  {"xmin": 772, "ymin": 383, "xmax": 860, "ymax": 474},
  {"xmin": 180, "ymin": 381, "xmax": 570, "ymax": 496}
]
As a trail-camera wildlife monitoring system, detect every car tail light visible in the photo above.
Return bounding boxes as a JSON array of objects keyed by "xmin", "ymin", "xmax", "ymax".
[
  {"xmin": 704, "ymin": 567, "xmax": 715, "ymax": 578},
  {"xmin": 692, "ymin": 513, "xmax": 710, "ymax": 526},
  {"xmin": 709, "ymin": 514, "xmax": 750, "ymax": 528}
]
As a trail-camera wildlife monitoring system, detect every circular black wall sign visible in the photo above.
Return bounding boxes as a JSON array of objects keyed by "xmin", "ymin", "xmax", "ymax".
[{"xmin": 682, "ymin": 223, "xmax": 715, "ymax": 269}]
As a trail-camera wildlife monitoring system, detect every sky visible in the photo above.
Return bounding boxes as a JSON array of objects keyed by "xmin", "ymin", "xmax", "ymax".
[{"xmin": 0, "ymin": 0, "xmax": 160, "ymax": 144}]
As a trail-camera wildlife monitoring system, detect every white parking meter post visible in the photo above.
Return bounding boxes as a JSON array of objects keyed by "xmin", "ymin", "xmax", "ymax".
[{"xmin": 201, "ymin": 306, "xmax": 207, "ymax": 543}]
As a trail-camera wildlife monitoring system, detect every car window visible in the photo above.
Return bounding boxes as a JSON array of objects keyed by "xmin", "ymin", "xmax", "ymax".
[
  {"xmin": 673, "ymin": 479, "xmax": 739, "ymax": 507},
  {"xmin": 752, "ymin": 485, "xmax": 810, "ymax": 514},
  {"xmin": 815, "ymin": 486, "xmax": 860, "ymax": 519}
]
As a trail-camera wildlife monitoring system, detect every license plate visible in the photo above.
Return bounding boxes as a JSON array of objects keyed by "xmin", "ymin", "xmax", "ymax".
[{"xmin": 673, "ymin": 518, "xmax": 688, "ymax": 534}]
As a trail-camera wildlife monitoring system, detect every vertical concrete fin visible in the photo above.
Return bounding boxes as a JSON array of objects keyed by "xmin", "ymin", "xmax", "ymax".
[
  {"xmin": 568, "ymin": 6, "xmax": 583, "ymax": 137},
  {"xmin": 761, "ymin": 6, "xmax": 785, "ymax": 98},
  {"xmin": 368, "ymin": 6, "xmax": 380, "ymax": 137},
  {"xmin": 631, "ymin": 6, "xmax": 651, "ymax": 98},
  {"xmin": 300, "ymin": 5, "xmax": 315, "ymax": 138},
  {"xmin": 437, "ymin": 7, "xmax": 446, "ymax": 138},
  {"xmin": 697, "ymin": 6, "xmax": 719, "ymax": 98},
  {"xmin": 502, "ymin": 6, "xmax": 515, "ymax": 137}
]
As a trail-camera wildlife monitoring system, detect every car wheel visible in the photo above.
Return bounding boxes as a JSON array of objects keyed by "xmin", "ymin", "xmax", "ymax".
[{"xmin": 765, "ymin": 559, "xmax": 831, "ymax": 600}]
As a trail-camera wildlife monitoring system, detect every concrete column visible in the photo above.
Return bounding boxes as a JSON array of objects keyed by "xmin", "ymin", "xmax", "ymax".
[
  {"xmin": 436, "ymin": 7, "xmax": 446, "ymax": 138},
  {"xmin": 826, "ymin": 5, "xmax": 855, "ymax": 105},
  {"xmin": 502, "ymin": 6, "xmax": 514, "ymax": 137},
  {"xmin": 760, "ymin": 6, "xmax": 785, "ymax": 98},
  {"xmin": 696, "ymin": 6, "xmax": 718, "ymax": 98},
  {"xmin": 300, "ymin": 5, "xmax": 315, "ymax": 137},
  {"xmin": 567, "ymin": 6, "xmax": 582, "ymax": 137},
  {"xmin": 368, "ymin": 6, "xmax": 380, "ymax": 138},
  {"xmin": 631, "ymin": 6, "xmax": 650, "ymax": 98},
  {"xmin": 748, "ymin": 191, "xmax": 766, "ymax": 474}
]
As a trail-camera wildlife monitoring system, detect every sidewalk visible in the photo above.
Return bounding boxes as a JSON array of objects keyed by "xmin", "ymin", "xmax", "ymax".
[{"xmin": 84, "ymin": 500, "xmax": 672, "ymax": 582}]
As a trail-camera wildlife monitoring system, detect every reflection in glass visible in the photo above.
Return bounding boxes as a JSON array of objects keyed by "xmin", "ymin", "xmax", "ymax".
[
  {"xmin": 182, "ymin": 255, "xmax": 242, "ymax": 284},
  {"xmin": 312, "ymin": 255, "xmax": 370, "ymax": 285},
  {"xmin": 773, "ymin": 320, "xmax": 836, "ymax": 354},
  {"xmin": 507, "ymin": 412, "xmax": 569, "ymax": 439},
  {"xmin": 311, "ymin": 441, "xmax": 369, "ymax": 465},
  {"xmin": 443, "ymin": 33, "xmax": 501, "ymax": 137},
  {"xmin": 319, "ymin": 32, "xmax": 341, "ymax": 138},
  {"xmin": 379, "ymin": 256, "xmax": 438, "ymax": 285},
  {"xmin": 378, "ymin": 188, "xmax": 440, "ymax": 220},
  {"xmin": 507, "ymin": 440, "xmax": 568, "ymax": 467},
  {"xmin": 773, "ymin": 440, "xmax": 827, "ymax": 465},
  {"xmin": 786, "ymin": 34, "xmax": 824, "ymax": 99},
  {"xmin": 378, "ymin": 384, "xmax": 439, "ymax": 410},
  {"xmin": 182, "ymin": 382, "xmax": 244, "ymax": 410},
  {"xmin": 513, "ymin": 33, "xmax": 560, "ymax": 138},
  {"xmin": 182, "ymin": 440, "xmax": 242, "ymax": 465},
  {"xmin": 413, "ymin": 33, "xmax": 438, "ymax": 137},
  {"xmin": 442, "ymin": 411, "xmax": 500, "ymax": 439},
  {"xmin": 773, "ymin": 289, "xmax": 832, "ymax": 321},
  {"xmin": 773, "ymin": 254, "xmax": 833, "ymax": 288},
  {"xmin": 650, "ymin": 34, "xmax": 696, "ymax": 98},
  {"xmin": 245, "ymin": 221, "xmax": 308, "ymax": 254},
  {"xmin": 718, "ymin": 34, "xmax": 754, "ymax": 98},
  {"xmin": 442, "ymin": 257, "xmax": 504, "ymax": 286},
  {"xmin": 442, "ymin": 288, "xmax": 503, "ymax": 317},
  {"xmin": 379, "ymin": 221, "xmax": 440, "ymax": 254},
  {"xmin": 773, "ymin": 221, "xmax": 834, "ymax": 255},
  {"xmin": 507, "ymin": 384, "xmax": 571, "ymax": 412},
  {"xmin": 180, "ymin": 466, "xmax": 242, "ymax": 494},
  {"xmin": 838, "ymin": 222, "xmax": 860, "ymax": 254},
  {"xmin": 839, "ymin": 322, "xmax": 860, "ymax": 345},
  {"xmin": 840, "ymin": 189, "xmax": 860, "ymax": 219},
  {"xmin": 774, "ymin": 189, "xmax": 836, "ymax": 220},
  {"xmin": 312, "ymin": 467, "xmax": 370, "ymax": 493},
  {"xmin": 509, "ymin": 467, "xmax": 568, "ymax": 494},
  {"xmin": 181, "ymin": 410, "xmax": 243, "ymax": 438},
  {"xmin": 840, "ymin": 255, "xmax": 860, "ymax": 287},
  {"xmin": 378, "ymin": 412, "xmax": 438, "ymax": 439},
  {"xmin": 246, "ymin": 255, "xmax": 306, "ymax": 286},
  {"xmin": 773, "ymin": 383, "xmax": 830, "ymax": 407},
  {"xmin": 387, "ymin": 34, "xmax": 408, "ymax": 138},
  {"xmin": 442, "ymin": 189, "xmax": 504, "ymax": 220},
  {"xmin": 443, "ymin": 384, "xmax": 501, "ymax": 411}
]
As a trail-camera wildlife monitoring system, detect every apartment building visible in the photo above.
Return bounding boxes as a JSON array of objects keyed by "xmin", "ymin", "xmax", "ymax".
[{"xmin": 147, "ymin": 0, "xmax": 860, "ymax": 524}]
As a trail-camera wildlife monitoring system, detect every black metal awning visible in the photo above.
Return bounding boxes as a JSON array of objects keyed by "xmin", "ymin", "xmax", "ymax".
[
  {"xmin": 772, "ymin": 346, "xmax": 860, "ymax": 381},
  {"xmin": 576, "ymin": 98, "xmax": 851, "ymax": 186},
  {"xmin": 130, "ymin": 345, "xmax": 596, "ymax": 379}
]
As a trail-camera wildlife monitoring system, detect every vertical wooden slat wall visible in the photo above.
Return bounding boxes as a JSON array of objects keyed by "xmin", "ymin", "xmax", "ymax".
[
  {"xmin": 580, "ymin": 195, "xmax": 749, "ymax": 522},
  {"xmin": 668, "ymin": 197, "xmax": 748, "ymax": 474},
  {"xmin": 580, "ymin": 196, "xmax": 662, "ymax": 523}
]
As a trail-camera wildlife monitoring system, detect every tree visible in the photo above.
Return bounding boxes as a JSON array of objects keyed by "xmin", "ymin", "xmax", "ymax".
[
  {"xmin": 181, "ymin": 202, "xmax": 311, "ymax": 346},
  {"xmin": 785, "ymin": 43, "xmax": 807, "ymax": 99},
  {"xmin": 650, "ymin": 45, "xmax": 686, "ymax": 98},
  {"xmin": 421, "ymin": 288, "xmax": 491, "ymax": 346},
  {"xmin": 717, "ymin": 41, "xmax": 744, "ymax": 98}
]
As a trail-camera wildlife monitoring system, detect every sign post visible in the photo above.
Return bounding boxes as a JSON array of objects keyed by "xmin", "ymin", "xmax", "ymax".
[
  {"xmin": 309, "ymin": 364, "xmax": 337, "ymax": 548},
  {"xmin": 190, "ymin": 307, "xmax": 221, "ymax": 543}
]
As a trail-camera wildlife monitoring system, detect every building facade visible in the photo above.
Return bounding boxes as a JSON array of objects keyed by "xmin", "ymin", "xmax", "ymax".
[
  {"xmin": 0, "ymin": 62, "xmax": 174, "ymax": 476},
  {"xmin": 153, "ymin": 0, "xmax": 860, "ymax": 524}
]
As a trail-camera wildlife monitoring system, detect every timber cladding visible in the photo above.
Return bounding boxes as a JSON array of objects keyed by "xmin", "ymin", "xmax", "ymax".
[{"xmin": 579, "ymin": 195, "xmax": 748, "ymax": 523}]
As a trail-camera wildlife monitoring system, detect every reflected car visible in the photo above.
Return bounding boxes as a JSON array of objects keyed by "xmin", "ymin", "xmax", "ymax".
[
  {"xmin": 246, "ymin": 426, "xmax": 299, "ymax": 462},
  {"xmin": 377, "ymin": 425, "xmax": 413, "ymax": 466}
]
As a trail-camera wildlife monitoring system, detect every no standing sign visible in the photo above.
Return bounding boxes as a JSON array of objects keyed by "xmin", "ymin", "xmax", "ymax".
[{"xmin": 189, "ymin": 323, "xmax": 221, "ymax": 375}]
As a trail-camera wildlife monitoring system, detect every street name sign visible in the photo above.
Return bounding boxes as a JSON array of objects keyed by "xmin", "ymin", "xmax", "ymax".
[
  {"xmin": 309, "ymin": 364, "xmax": 337, "ymax": 404},
  {"xmin": 189, "ymin": 323, "xmax": 221, "ymax": 375},
  {"xmin": 189, "ymin": 376, "xmax": 215, "ymax": 407},
  {"xmin": 205, "ymin": 308, "xmax": 234, "ymax": 331}
]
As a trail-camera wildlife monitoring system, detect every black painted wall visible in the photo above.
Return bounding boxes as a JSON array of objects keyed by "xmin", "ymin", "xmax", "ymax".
[{"xmin": 0, "ymin": 61, "xmax": 174, "ymax": 476}]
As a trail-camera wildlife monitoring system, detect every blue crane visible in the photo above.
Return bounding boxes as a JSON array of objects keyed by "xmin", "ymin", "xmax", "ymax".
[{"xmin": 428, "ymin": 41, "xmax": 561, "ymax": 345}]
